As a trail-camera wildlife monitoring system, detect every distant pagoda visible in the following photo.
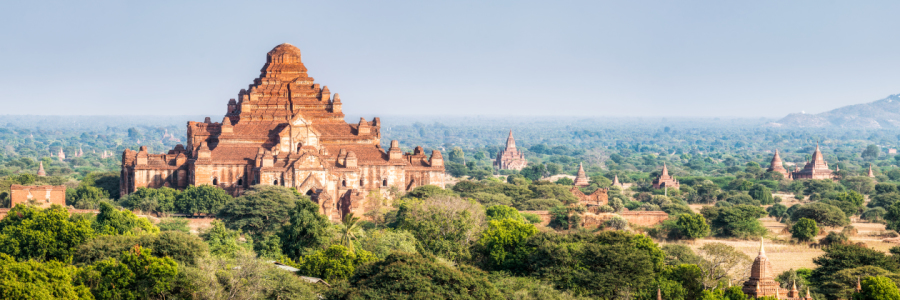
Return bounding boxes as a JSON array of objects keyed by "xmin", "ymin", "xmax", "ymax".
[
  {"xmin": 573, "ymin": 163, "xmax": 590, "ymax": 187},
  {"xmin": 652, "ymin": 163, "xmax": 679, "ymax": 189},
  {"xmin": 791, "ymin": 142, "xmax": 834, "ymax": 180},
  {"xmin": 767, "ymin": 150, "xmax": 790, "ymax": 178},
  {"xmin": 494, "ymin": 130, "xmax": 528, "ymax": 170}
]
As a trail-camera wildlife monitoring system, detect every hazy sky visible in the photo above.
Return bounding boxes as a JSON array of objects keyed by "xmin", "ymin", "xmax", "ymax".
[{"xmin": 2, "ymin": 0, "xmax": 899, "ymax": 118}]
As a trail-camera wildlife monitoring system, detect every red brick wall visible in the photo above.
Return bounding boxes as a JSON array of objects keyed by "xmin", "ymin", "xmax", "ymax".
[
  {"xmin": 619, "ymin": 211, "xmax": 669, "ymax": 227},
  {"xmin": 10, "ymin": 185, "xmax": 66, "ymax": 208}
]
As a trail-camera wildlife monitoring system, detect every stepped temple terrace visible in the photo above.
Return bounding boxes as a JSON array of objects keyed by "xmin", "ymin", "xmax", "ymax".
[{"xmin": 120, "ymin": 43, "xmax": 446, "ymax": 221}]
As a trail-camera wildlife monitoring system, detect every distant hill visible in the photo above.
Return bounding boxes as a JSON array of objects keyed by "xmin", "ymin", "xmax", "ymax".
[{"xmin": 768, "ymin": 94, "xmax": 900, "ymax": 128}]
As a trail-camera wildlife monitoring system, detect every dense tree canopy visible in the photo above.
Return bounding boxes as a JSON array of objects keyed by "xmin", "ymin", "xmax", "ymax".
[{"xmin": 0, "ymin": 205, "xmax": 95, "ymax": 262}]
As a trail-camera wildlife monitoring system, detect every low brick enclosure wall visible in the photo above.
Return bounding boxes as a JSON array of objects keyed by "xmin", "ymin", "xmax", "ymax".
[
  {"xmin": 582, "ymin": 211, "xmax": 670, "ymax": 228},
  {"xmin": 619, "ymin": 211, "xmax": 670, "ymax": 227}
]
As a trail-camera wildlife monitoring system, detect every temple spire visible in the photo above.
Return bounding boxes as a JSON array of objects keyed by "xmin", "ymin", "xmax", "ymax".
[
  {"xmin": 856, "ymin": 276, "xmax": 862, "ymax": 292},
  {"xmin": 661, "ymin": 163, "xmax": 669, "ymax": 177},
  {"xmin": 759, "ymin": 237, "xmax": 765, "ymax": 255},
  {"xmin": 506, "ymin": 130, "xmax": 516, "ymax": 150},
  {"xmin": 574, "ymin": 163, "xmax": 590, "ymax": 187},
  {"xmin": 37, "ymin": 161, "xmax": 46, "ymax": 176}
]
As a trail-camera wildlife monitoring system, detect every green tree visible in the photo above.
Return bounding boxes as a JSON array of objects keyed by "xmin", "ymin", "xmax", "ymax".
[
  {"xmin": 516, "ymin": 230, "xmax": 664, "ymax": 298},
  {"xmin": 449, "ymin": 147, "xmax": 466, "ymax": 164},
  {"xmin": 357, "ymin": 229, "xmax": 418, "ymax": 259},
  {"xmin": 556, "ymin": 177, "xmax": 574, "ymax": 185},
  {"xmin": 475, "ymin": 218, "xmax": 538, "ymax": 271},
  {"xmin": 663, "ymin": 264, "xmax": 705, "ymax": 300},
  {"xmin": 405, "ymin": 184, "xmax": 458, "ymax": 199},
  {"xmin": 676, "ymin": 213, "xmax": 710, "ymax": 240},
  {"xmin": 696, "ymin": 243, "xmax": 752, "ymax": 289},
  {"xmin": 767, "ymin": 203, "xmax": 788, "ymax": 220},
  {"xmin": 0, "ymin": 253, "xmax": 93, "ymax": 299},
  {"xmin": 81, "ymin": 172, "xmax": 120, "ymax": 200},
  {"xmin": 520, "ymin": 164, "xmax": 546, "ymax": 181},
  {"xmin": 792, "ymin": 202, "xmax": 850, "ymax": 227},
  {"xmin": 326, "ymin": 252, "xmax": 503, "ymax": 300},
  {"xmin": 119, "ymin": 187, "xmax": 179, "ymax": 213},
  {"xmin": 749, "ymin": 184, "xmax": 774, "ymax": 205},
  {"xmin": 854, "ymin": 276, "xmax": 900, "ymax": 300},
  {"xmin": 339, "ymin": 213, "xmax": 363, "ymax": 252},
  {"xmin": 201, "ymin": 221, "xmax": 251, "ymax": 257},
  {"xmin": 280, "ymin": 198, "xmax": 331, "ymax": 259},
  {"xmin": 485, "ymin": 205, "xmax": 522, "ymax": 221},
  {"xmin": 707, "ymin": 205, "xmax": 767, "ymax": 238},
  {"xmin": 75, "ymin": 231, "xmax": 208, "ymax": 266},
  {"xmin": 94, "ymin": 202, "xmax": 159, "ymax": 235},
  {"xmin": 76, "ymin": 245, "xmax": 178, "ymax": 300},
  {"xmin": 791, "ymin": 218, "xmax": 819, "ymax": 242},
  {"xmin": 862, "ymin": 144, "xmax": 881, "ymax": 160},
  {"xmin": 156, "ymin": 218, "xmax": 189, "ymax": 233},
  {"xmin": 295, "ymin": 244, "xmax": 376, "ymax": 282},
  {"xmin": 811, "ymin": 243, "xmax": 900, "ymax": 291},
  {"xmin": 548, "ymin": 205, "xmax": 586, "ymax": 230},
  {"xmin": 394, "ymin": 196, "xmax": 487, "ymax": 261},
  {"xmin": 70, "ymin": 185, "xmax": 109, "ymax": 209},
  {"xmin": 843, "ymin": 177, "xmax": 877, "ymax": 195},
  {"xmin": 174, "ymin": 185, "xmax": 233, "ymax": 215},
  {"xmin": 217, "ymin": 185, "xmax": 298, "ymax": 238},
  {"xmin": 0, "ymin": 205, "xmax": 94, "ymax": 262}
]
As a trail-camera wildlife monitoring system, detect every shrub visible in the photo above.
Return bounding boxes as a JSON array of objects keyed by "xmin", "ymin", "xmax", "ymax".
[
  {"xmin": 791, "ymin": 218, "xmax": 818, "ymax": 242},
  {"xmin": 521, "ymin": 213, "xmax": 542, "ymax": 224},
  {"xmin": 295, "ymin": 245, "xmax": 376, "ymax": 282}
]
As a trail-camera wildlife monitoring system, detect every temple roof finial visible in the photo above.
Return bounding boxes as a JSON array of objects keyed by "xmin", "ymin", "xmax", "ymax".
[{"xmin": 760, "ymin": 237, "xmax": 765, "ymax": 255}]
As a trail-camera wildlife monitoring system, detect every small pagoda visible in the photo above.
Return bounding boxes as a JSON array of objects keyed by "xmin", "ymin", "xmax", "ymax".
[
  {"xmin": 767, "ymin": 150, "xmax": 790, "ymax": 179},
  {"xmin": 573, "ymin": 163, "xmax": 590, "ymax": 187}
]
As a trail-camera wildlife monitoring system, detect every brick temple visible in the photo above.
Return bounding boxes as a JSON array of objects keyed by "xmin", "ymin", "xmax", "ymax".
[
  {"xmin": 790, "ymin": 143, "xmax": 835, "ymax": 180},
  {"xmin": 766, "ymin": 149, "xmax": 791, "ymax": 179},
  {"xmin": 120, "ymin": 43, "xmax": 446, "ymax": 221},
  {"xmin": 743, "ymin": 239, "xmax": 812, "ymax": 300},
  {"xmin": 494, "ymin": 130, "xmax": 528, "ymax": 170},
  {"xmin": 652, "ymin": 163, "xmax": 679, "ymax": 189}
]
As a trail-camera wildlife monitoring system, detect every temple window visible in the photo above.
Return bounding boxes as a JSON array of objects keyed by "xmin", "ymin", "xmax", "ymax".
[
  {"xmin": 342, "ymin": 180, "xmax": 347, "ymax": 187},
  {"xmin": 237, "ymin": 178, "xmax": 243, "ymax": 186},
  {"xmin": 383, "ymin": 179, "xmax": 388, "ymax": 186},
  {"xmin": 273, "ymin": 180, "xmax": 278, "ymax": 185},
  {"xmin": 212, "ymin": 178, "xmax": 218, "ymax": 185}
]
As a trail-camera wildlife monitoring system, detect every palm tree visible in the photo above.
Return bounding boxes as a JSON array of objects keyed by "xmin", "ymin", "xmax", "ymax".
[{"xmin": 340, "ymin": 213, "xmax": 361, "ymax": 252}]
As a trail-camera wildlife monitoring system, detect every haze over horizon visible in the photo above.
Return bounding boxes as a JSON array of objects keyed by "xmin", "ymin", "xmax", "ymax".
[{"xmin": 2, "ymin": 0, "xmax": 899, "ymax": 118}]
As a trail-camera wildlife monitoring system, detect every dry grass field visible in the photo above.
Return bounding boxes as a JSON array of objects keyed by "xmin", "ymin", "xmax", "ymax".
[{"xmin": 677, "ymin": 198, "xmax": 898, "ymax": 275}]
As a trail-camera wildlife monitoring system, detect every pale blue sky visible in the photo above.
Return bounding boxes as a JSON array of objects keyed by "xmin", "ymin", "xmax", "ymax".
[{"xmin": 1, "ymin": 0, "xmax": 899, "ymax": 117}]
